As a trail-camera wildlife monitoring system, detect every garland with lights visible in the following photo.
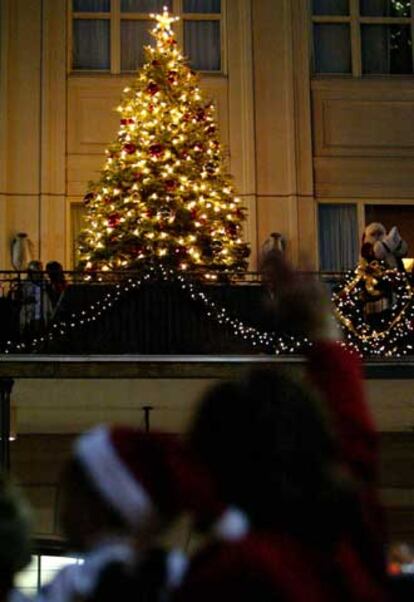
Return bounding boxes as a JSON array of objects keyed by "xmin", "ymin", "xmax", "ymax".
[
  {"xmin": 332, "ymin": 262, "xmax": 414, "ymax": 357},
  {"xmin": 3, "ymin": 267, "xmax": 310, "ymax": 356},
  {"xmin": 78, "ymin": 7, "xmax": 249, "ymax": 273}
]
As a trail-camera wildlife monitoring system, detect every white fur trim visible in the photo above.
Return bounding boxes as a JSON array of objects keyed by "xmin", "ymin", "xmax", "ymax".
[
  {"xmin": 75, "ymin": 426, "xmax": 154, "ymax": 530},
  {"xmin": 213, "ymin": 507, "xmax": 250, "ymax": 541},
  {"xmin": 165, "ymin": 549, "xmax": 189, "ymax": 590}
]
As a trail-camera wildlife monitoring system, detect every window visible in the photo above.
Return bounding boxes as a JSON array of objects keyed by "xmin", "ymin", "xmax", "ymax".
[
  {"xmin": 71, "ymin": 203, "xmax": 87, "ymax": 267},
  {"xmin": 312, "ymin": 0, "xmax": 414, "ymax": 75},
  {"xmin": 365, "ymin": 204, "xmax": 414, "ymax": 258},
  {"xmin": 318, "ymin": 204, "xmax": 359, "ymax": 271},
  {"xmin": 70, "ymin": 0, "xmax": 224, "ymax": 73},
  {"xmin": 15, "ymin": 554, "xmax": 83, "ymax": 597}
]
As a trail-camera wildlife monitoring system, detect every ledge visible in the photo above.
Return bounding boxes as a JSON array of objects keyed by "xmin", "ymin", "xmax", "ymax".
[{"xmin": 1, "ymin": 354, "xmax": 414, "ymax": 379}]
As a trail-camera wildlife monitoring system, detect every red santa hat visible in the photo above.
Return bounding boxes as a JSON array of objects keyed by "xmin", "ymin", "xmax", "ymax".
[{"xmin": 74, "ymin": 425, "xmax": 249, "ymax": 540}]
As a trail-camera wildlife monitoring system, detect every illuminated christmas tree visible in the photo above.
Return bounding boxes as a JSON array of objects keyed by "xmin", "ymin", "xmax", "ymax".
[{"xmin": 78, "ymin": 8, "xmax": 249, "ymax": 273}]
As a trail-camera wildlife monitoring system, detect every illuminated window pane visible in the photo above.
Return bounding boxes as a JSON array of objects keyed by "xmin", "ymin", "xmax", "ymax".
[
  {"xmin": 73, "ymin": 20, "xmax": 110, "ymax": 70},
  {"xmin": 319, "ymin": 204, "xmax": 358, "ymax": 272},
  {"xmin": 121, "ymin": 0, "xmax": 172, "ymax": 11},
  {"xmin": 14, "ymin": 556, "xmax": 39, "ymax": 597},
  {"xmin": 73, "ymin": 0, "xmax": 110, "ymax": 11},
  {"xmin": 312, "ymin": 0, "xmax": 349, "ymax": 15},
  {"xmin": 40, "ymin": 556, "xmax": 81, "ymax": 588},
  {"xmin": 313, "ymin": 24, "xmax": 352, "ymax": 73},
  {"xmin": 360, "ymin": 0, "xmax": 411, "ymax": 17},
  {"xmin": 183, "ymin": 0, "xmax": 221, "ymax": 13},
  {"xmin": 362, "ymin": 25, "xmax": 413, "ymax": 73},
  {"xmin": 121, "ymin": 20, "xmax": 153, "ymax": 70},
  {"xmin": 184, "ymin": 21, "xmax": 220, "ymax": 70}
]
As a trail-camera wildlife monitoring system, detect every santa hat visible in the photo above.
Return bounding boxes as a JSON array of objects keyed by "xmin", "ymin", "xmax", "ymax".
[{"xmin": 74, "ymin": 426, "xmax": 249, "ymax": 540}]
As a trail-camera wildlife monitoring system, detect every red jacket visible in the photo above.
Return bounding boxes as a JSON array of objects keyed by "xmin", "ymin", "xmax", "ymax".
[
  {"xmin": 175, "ymin": 532, "xmax": 387, "ymax": 602},
  {"xmin": 307, "ymin": 342, "xmax": 386, "ymax": 581},
  {"xmin": 307, "ymin": 342, "xmax": 378, "ymax": 484}
]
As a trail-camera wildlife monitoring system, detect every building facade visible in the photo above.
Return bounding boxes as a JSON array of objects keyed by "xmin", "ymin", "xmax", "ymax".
[
  {"xmin": 2, "ymin": 0, "xmax": 414, "ymax": 546},
  {"xmin": 2, "ymin": 0, "xmax": 413, "ymax": 273}
]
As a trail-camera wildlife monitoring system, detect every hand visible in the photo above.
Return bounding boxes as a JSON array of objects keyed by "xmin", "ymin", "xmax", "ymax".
[{"xmin": 260, "ymin": 251, "xmax": 341, "ymax": 341}]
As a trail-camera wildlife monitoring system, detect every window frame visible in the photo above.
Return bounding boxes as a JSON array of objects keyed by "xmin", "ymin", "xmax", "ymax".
[
  {"xmin": 68, "ymin": 0, "xmax": 227, "ymax": 75},
  {"xmin": 311, "ymin": 0, "xmax": 414, "ymax": 77},
  {"xmin": 316, "ymin": 197, "xmax": 414, "ymax": 270}
]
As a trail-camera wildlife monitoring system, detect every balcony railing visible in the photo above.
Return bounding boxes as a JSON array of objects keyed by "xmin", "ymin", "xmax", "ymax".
[{"xmin": 0, "ymin": 269, "xmax": 346, "ymax": 356}]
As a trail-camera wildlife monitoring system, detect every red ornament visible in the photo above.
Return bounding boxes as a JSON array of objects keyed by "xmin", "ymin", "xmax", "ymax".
[
  {"xmin": 121, "ymin": 118, "xmax": 135, "ymax": 125},
  {"xmin": 148, "ymin": 104, "xmax": 154, "ymax": 113},
  {"xmin": 226, "ymin": 223, "xmax": 238, "ymax": 236},
  {"xmin": 108, "ymin": 213, "xmax": 120, "ymax": 228},
  {"xmin": 83, "ymin": 192, "xmax": 94, "ymax": 205},
  {"xmin": 165, "ymin": 179, "xmax": 177, "ymax": 192},
  {"xmin": 205, "ymin": 125, "xmax": 216, "ymax": 135},
  {"xmin": 149, "ymin": 144, "xmax": 164, "ymax": 157},
  {"xmin": 152, "ymin": 59, "xmax": 161, "ymax": 67},
  {"xmin": 132, "ymin": 172, "xmax": 143, "ymax": 182},
  {"xmin": 131, "ymin": 244, "xmax": 144, "ymax": 256},
  {"xmin": 147, "ymin": 82, "xmax": 160, "ymax": 96},
  {"xmin": 124, "ymin": 143, "xmax": 136, "ymax": 154},
  {"xmin": 167, "ymin": 70, "xmax": 178, "ymax": 85}
]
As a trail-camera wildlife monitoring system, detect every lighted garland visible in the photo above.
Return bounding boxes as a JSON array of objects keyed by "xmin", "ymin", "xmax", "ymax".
[
  {"xmin": 332, "ymin": 265, "xmax": 414, "ymax": 358},
  {"xmin": 3, "ymin": 267, "xmax": 310, "ymax": 355}
]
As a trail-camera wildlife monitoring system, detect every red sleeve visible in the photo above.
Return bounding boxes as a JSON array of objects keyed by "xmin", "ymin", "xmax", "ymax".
[
  {"xmin": 307, "ymin": 341, "xmax": 379, "ymax": 483},
  {"xmin": 173, "ymin": 542, "xmax": 284, "ymax": 602}
]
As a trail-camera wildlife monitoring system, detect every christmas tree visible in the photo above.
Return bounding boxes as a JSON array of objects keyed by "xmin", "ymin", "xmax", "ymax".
[{"xmin": 78, "ymin": 8, "xmax": 250, "ymax": 274}]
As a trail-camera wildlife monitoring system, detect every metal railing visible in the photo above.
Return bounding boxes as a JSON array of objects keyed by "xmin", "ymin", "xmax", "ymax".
[{"xmin": 0, "ymin": 269, "xmax": 347, "ymax": 355}]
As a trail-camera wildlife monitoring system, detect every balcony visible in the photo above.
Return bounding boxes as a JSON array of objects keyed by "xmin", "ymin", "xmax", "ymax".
[
  {"xmin": 0, "ymin": 269, "xmax": 344, "ymax": 357},
  {"xmin": 1, "ymin": 270, "xmax": 414, "ymax": 545}
]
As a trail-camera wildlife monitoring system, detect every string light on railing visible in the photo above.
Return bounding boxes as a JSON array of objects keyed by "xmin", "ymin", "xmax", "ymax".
[{"xmin": 2, "ymin": 267, "xmax": 310, "ymax": 355}]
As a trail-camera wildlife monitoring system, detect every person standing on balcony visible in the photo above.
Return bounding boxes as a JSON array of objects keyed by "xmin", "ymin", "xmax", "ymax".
[
  {"xmin": 45, "ymin": 262, "xmax": 67, "ymax": 319},
  {"xmin": 18, "ymin": 261, "xmax": 51, "ymax": 338}
]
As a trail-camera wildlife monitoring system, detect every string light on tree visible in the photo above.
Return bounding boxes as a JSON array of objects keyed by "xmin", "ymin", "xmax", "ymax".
[{"xmin": 78, "ymin": 6, "xmax": 249, "ymax": 274}]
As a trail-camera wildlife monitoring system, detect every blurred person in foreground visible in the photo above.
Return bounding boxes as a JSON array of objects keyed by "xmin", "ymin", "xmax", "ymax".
[
  {"xmin": 174, "ymin": 251, "xmax": 389, "ymax": 602},
  {"xmin": 34, "ymin": 424, "xmax": 250, "ymax": 602},
  {"xmin": 35, "ymin": 427, "xmax": 190, "ymax": 602},
  {"xmin": 0, "ymin": 475, "xmax": 32, "ymax": 602}
]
